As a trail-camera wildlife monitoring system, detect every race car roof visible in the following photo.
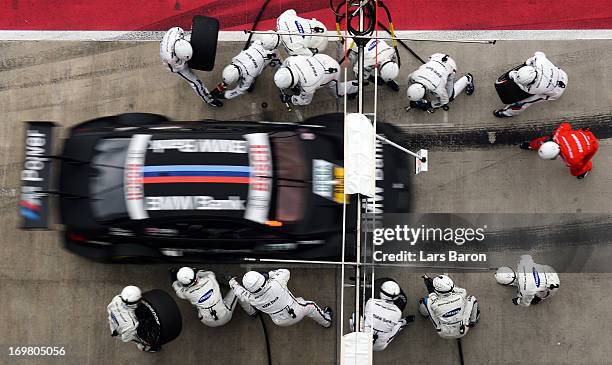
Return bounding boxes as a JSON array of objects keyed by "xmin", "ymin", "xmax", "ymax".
[{"xmin": 125, "ymin": 133, "xmax": 272, "ymax": 223}]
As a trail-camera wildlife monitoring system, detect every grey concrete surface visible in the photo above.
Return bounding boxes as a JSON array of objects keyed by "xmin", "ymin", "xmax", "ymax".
[
  {"xmin": 1, "ymin": 39, "xmax": 611, "ymax": 365},
  {"xmin": 368, "ymin": 271, "xmax": 612, "ymax": 365}
]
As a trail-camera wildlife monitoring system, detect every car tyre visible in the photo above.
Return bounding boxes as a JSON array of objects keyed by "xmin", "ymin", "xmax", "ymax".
[{"xmin": 136, "ymin": 289, "xmax": 183, "ymax": 348}]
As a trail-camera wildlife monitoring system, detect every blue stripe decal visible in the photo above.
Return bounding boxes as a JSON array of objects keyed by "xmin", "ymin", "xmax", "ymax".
[
  {"xmin": 21, "ymin": 208, "xmax": 40, "ymax": 220},
  {"xmin": 143, "ymin": 171, "xmax": 249, "ymax": 177},
  {"xmin": 144, "ymin": 165, "xmax": 250, "ymax": 173}
]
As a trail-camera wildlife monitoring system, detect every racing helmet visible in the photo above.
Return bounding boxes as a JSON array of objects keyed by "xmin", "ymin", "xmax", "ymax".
[
  {"xmin": 222, "ymin": 64, "xmax": 241, "ymax": 85},
  {"xmin": 257, "ymin": 31, "xmax": 281, "ymax": 51},
  {"xmin": 177, "ymin": 267, "xmax": 197, "ymax": 286},
  {"xmin": 274, "ymin": 67, "xmax": 297, "ymax": 89},
  {"xmin": 243, "ymin": 271, "xmax": 266, "ymax": 293},
  {"xmin": 379, "ymin": 61, "xmax": 399, "ymax": 82},
  {"xmin": 495, "ymin": 267, "xmax": 517, "ymax": 286},
  {"xmin": 120, "ymin": 286, "xmax": 142, "ymax": 304},
  {"xmin": 433, "ymin": 275, "xmax": 454, "ymax": 295},
  {"xmin": 514, "ymin": 66, "xmax": 537, "ymax": 86},
  {"xmin": 407, "ymin": 83, "xmax": 426, "ymax": 101},
  {"xmin": 174, "ymin": 39, "xmax": 193, "ymax": 61},
  {"xmin": 379, "ymin": 280, "xmax": 400, "ymax": 302},
  {"xmin": 310, "ymin": 19, "xmax": 327, "ymax": 33},
  {"xmin": 538, "ymin": 141, "xmax": 561, "ymax": 160}
]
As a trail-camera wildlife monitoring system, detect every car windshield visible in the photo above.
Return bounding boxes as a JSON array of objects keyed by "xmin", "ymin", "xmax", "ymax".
[
  {"xmin": 269, "ymin": 132, "xmax": 306, "ymax": 223},
  {"xmin": 90, "ymin": 138, "xmax": 130, "ymax": 220}
]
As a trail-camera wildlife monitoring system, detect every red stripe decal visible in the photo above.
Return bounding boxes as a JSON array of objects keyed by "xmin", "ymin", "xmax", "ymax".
[
  {"xmin": 19, "ymin": 200, "xmax": 41, "ymax": 211},
  {"xmin": 142, "ymin": 176, "xmax": 250, "ymax": 184}
]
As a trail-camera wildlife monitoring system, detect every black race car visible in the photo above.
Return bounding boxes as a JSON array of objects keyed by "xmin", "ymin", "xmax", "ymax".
[{"xmin": 19, "ymin": 113, "xmax": 411, "ymax": 262}]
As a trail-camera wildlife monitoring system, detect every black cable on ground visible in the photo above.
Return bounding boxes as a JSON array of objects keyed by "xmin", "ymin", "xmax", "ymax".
[
  {"xmin": 259, "ymin": 313, "xmax": 272, "ymax": 365},
  {"xmin": 244, "ymin": 0, "xmax": 272, "ymax": 50},
  {"xmin": 457, "ymin": 338, "xmax": 465, "ymax": 365},
  {"xmin": 376, "ymin": 1, "xmax": 402, "ymax": 67}
]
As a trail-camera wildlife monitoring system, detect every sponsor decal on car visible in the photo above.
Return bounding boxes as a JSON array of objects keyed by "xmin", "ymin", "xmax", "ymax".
[
  {"xmin": 145, "ymin": 227, "xmax": 179, "ymax": 236},
  {"xmin": 108, "ymin": 227, "xmax": 135, "ymax": 237},
  {"xmin": 145, "ymin": 196, "xmax": 246, "ymax": 211},
  {"xmin": 124, "ymin": 134, "xmax": 151, "ymax": 220},
  {"xmin": 312, "ymin": 159, "xmax": 345, "ymax": 204},
  {"xmin": 141, "ymin": 165, "xmax": 250, "ymax": 184},
  {"xmin": 244, "ymin": 133, "xmax": 272, "ymax": 224},
  {"xmin": 364, "ymin": 137, "xmax": 384, "ymax": 215},
  {"xmin": 20, "ymin": 122, "xmax": 54, "ymax": 229},
  {"xmin": 149, "ymin": 139, "xmax": 248, "ymax": 154}
]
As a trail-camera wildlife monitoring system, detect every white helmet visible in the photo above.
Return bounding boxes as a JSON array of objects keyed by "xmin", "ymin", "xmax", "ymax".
[
  {"xmin": 433, "ymin": 275, "xmax": 454, "ymax": 295},
  {"xmin": 242, "ymin": 271, "xmax": 266, "ymax": 292},
  {"xmin": 120, "ymin": 285, "xmax": 142, "ymax": 304},
  {"xmin": 514, "ymin": 66, "xmax": 537, "ymax": 86},
  {"xmin": 379, "ymin": 280, "xmax": 400, "ymax": 301},
  {"xmin": 174, "ymin": 39, "xmax": 193, "ymax": 61},
  {"xmin": 538, "ymin": 141, "xmax": 560, "ymax": 160},
  {"xmin": 222, "ymin": 64, "xmax": 241, "ymax": 85},
  {"xmin": 177, "ymin": 267, "xmax": 196, "ymax": 286},
  {"xmin": 379, "ymin": 61, "xmax": 399, "ymax": 82},
  {"xmin": 274, "ymin": 67, "xmax": 296, "ymax": 89},
  {"xmin": 495, "ymin": 267, "xmax": 516, "ymax": 286},
  {"xmin": 311, "ymin": 20, "xmax": 327, "ymax": 34},
  {"xmin": 257, "ymin": 31, "xmax": 280, "ymax": 51},
  {"xmin": 407, "ymin": 83, "xmax": 426, "ymax": 101}
]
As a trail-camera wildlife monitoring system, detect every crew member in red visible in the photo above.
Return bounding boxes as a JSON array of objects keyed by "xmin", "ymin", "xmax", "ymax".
[{"xmin": 520, "ymin": 122, "xmax": 598, "ymax": 179}]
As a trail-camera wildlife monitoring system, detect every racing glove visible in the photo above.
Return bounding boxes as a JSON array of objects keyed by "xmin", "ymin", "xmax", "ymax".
[
  {"xmin": 512, "ymin": 297, "xmax": 520, "ymax": 305},
  {"xmin": 280, "ymin": 94, "xmax": 292, "ymax": 104},
  {"xmin": 530, "ymin": 296, "xmax": 542, "ymax": 305}
]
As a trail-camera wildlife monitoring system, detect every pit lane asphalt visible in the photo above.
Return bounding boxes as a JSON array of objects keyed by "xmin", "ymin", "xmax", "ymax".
[{"xmin": 1, "ymin": 39, "xmax": 611, "ymax": 364}]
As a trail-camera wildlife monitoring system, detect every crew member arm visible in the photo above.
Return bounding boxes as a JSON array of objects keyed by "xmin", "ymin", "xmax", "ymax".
[
  {"xmin": 225, "ymin": 74, "xmax": 255, "ymax": 99},
  {"xmin": 269, "ymin": 269, "xmax": 290, "ymax": 286}
]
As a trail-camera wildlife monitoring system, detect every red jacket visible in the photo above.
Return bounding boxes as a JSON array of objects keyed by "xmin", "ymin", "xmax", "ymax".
[{"xmin": 529, "ymin": 123, "xmax": 599, "ymax": 176}]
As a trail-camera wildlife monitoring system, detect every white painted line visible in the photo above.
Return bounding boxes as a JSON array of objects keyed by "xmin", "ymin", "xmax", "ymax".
[{"xmin": 1, "ymin": 29, "xmax": 612, "ymax": 42}]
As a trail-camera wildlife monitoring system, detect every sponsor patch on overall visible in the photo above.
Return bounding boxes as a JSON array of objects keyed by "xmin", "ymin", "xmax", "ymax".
[
  {"xmin": 198, "ymin": 289, "xmax": 214, "ymax": 304},
  {"xmin": 442, "ymin": 307, "xmax": 461, "ymax": 318},
  {"xmin": 533, "ymin": 268, "xmax": 541, "ymax": 287}
]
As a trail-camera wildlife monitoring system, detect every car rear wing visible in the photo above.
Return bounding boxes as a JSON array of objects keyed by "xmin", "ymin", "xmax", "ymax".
[{"xmin": 19, "ymin": 122, "xmax": 56, "ymax": 229}]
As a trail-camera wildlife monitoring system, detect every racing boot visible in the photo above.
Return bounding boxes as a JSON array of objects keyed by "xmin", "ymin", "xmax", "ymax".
[
  {"xmin": 323, "ymin": 306, "xmax": 334, "ymax": 328},
  {"xmin": 386, "ymin": 80, "xmax": 400, "ymax": 92},
  {"xmin": 493, "ymin": 109, "xmax": 512, "ymax": 118},
  {"xmin": 347, "ymin": 92, "xmax": 358, "ymax": 100},
  {"xmin": 519, "ymin": 141, "xmax": 532, "ymax": 150},
  {"xmin": 577, "ymin": 171, "xmax": 590, "ymax": 179},
  {"xmin": 465, "ymin": 73, "xmax": 475, "ymax": 95}
]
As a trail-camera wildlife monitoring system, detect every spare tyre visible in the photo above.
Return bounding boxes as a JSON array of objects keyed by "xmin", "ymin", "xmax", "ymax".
[
  {"xmin": 494, "ymin": 64, "xmax": 532, "ymax": 104},
  {"xmin": 188, "ymin": 16, "xmax": 219, "ymax": 71},
  {"xmin": 135, "ymin": 289, "xmax": 183, "ymax": 348}
]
